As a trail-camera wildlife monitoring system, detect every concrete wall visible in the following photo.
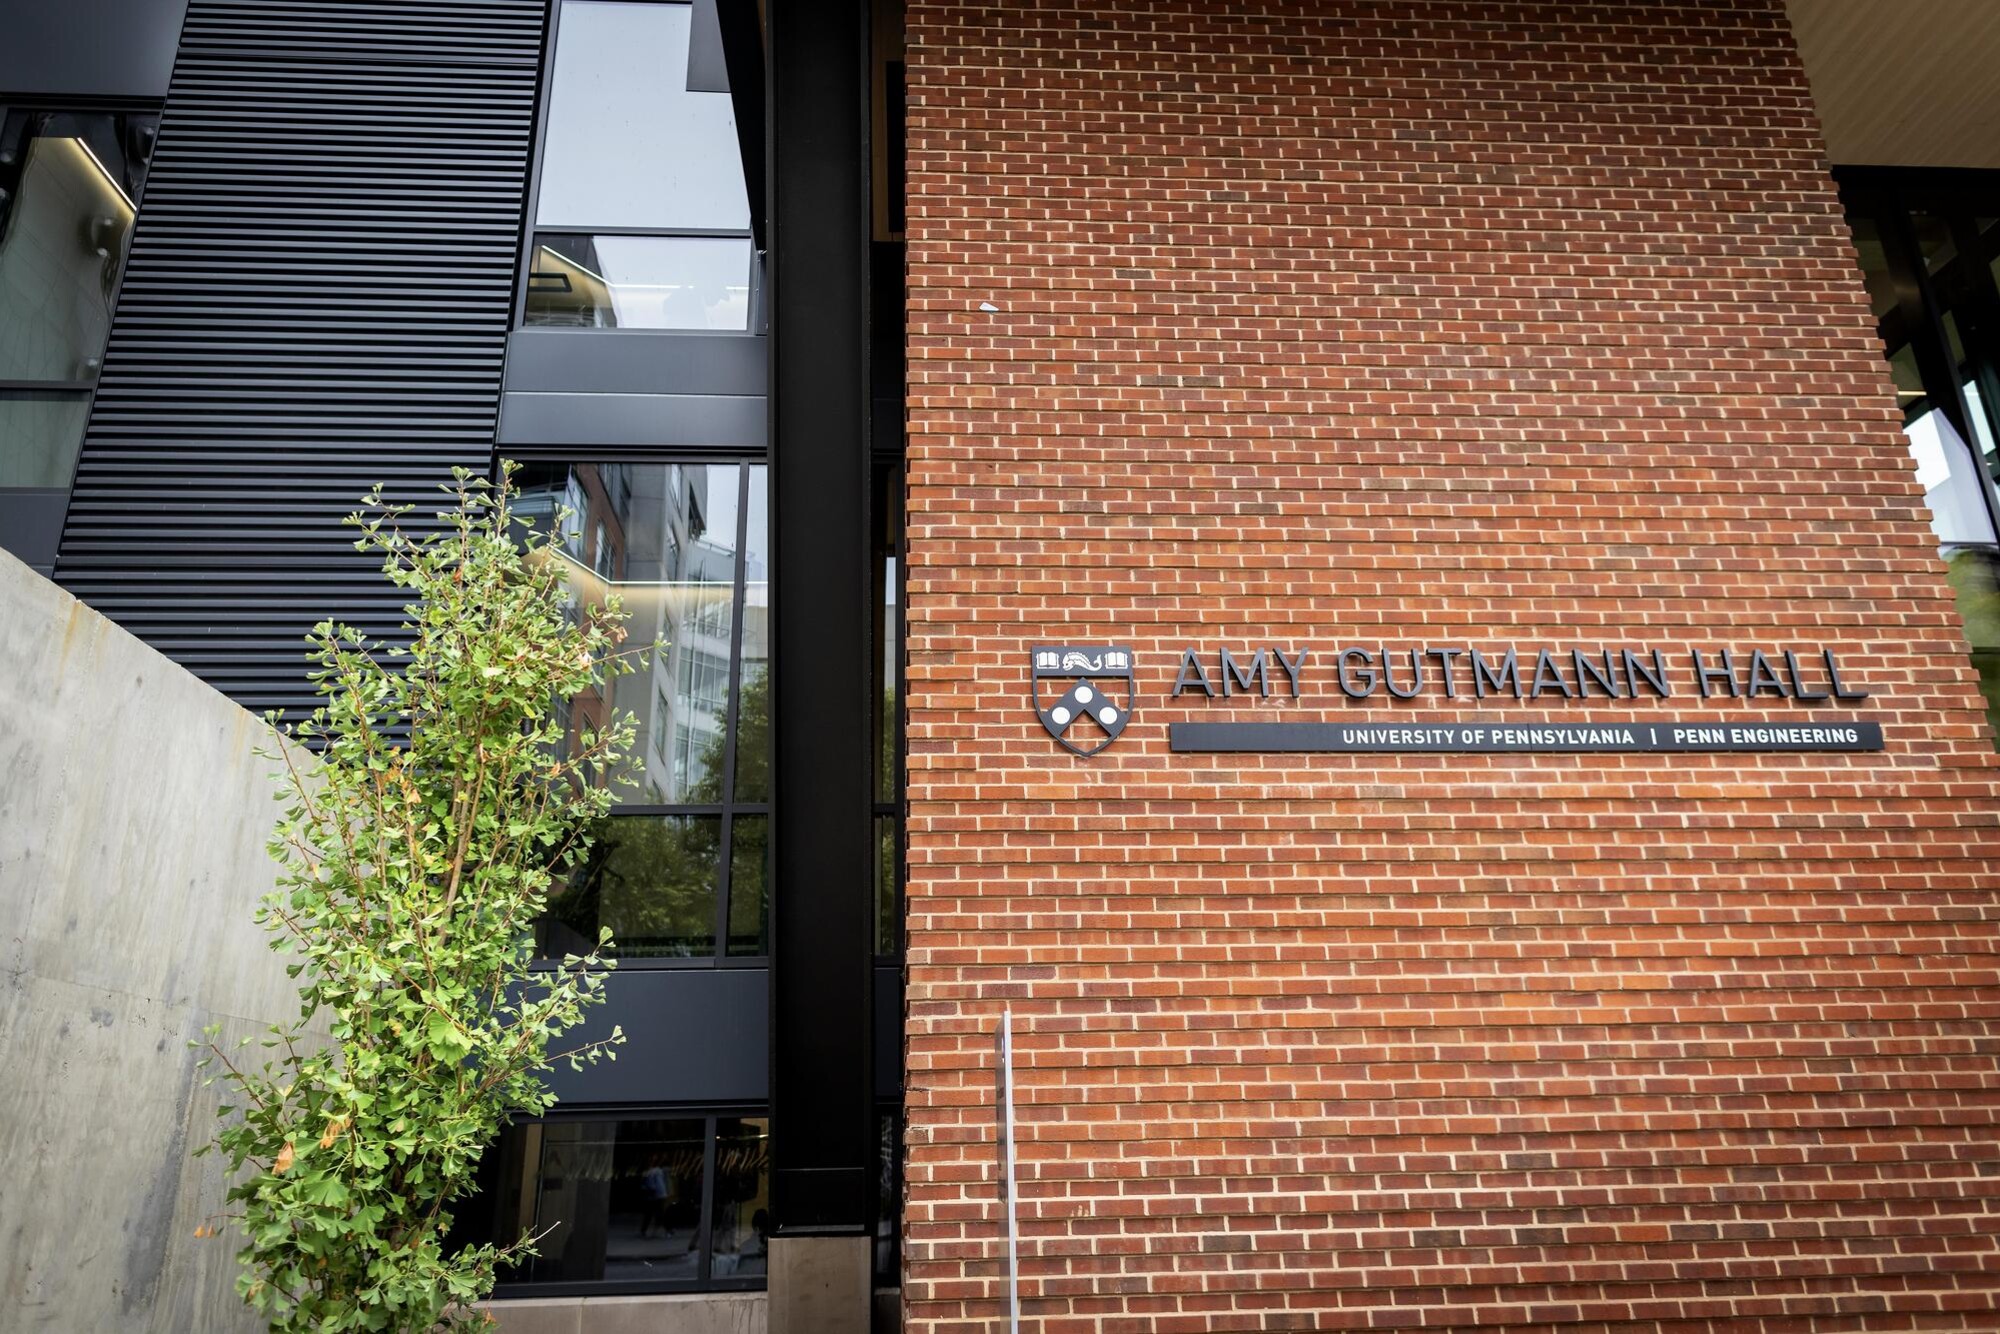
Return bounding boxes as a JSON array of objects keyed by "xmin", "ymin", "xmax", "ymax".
[{"xmin": 0, "ymin": 547, "xmax": 307, "ymax": 1332}]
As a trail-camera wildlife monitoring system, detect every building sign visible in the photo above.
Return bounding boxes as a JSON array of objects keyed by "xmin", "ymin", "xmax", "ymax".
[{"xmin": 1032, "ymin": 644, "xmax": 1882, "ymax": 757}]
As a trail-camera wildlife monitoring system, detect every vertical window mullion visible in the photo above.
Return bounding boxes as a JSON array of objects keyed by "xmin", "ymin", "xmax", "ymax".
[
  {"xmin": 711, "ymin": 461, "xmax": 753, "ymax": 957},
  {"xmin": 697, "ymin": 1114, "xmax": 719, "ymax": 1283}
]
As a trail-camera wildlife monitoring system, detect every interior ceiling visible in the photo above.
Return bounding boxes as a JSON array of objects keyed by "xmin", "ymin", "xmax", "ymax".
[{"xmin": 1787, "ymin": 0, "xmax": 2000, "ymax": 169}]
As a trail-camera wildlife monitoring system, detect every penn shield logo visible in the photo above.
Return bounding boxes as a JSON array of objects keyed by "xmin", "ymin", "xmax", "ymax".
[{"xmin": 1032, "ymin": 645, "xmax": 1134, "ymax": 757}]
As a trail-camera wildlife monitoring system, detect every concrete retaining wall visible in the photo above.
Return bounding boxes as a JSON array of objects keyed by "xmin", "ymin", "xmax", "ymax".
[{"xmin": 0, "ymin": 548, "xmax": 306, "ymax": 1332}]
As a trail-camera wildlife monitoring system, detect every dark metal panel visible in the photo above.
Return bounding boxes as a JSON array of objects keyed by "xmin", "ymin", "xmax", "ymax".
[
  {"xmin": 715, "ymin": 0, "xmax": 766, "ymax": 250},
  {"xmin": 54, "ymin": 0, "xmax": 546, "ymax": 722},
  {"xmin": 769, "ymin": 0, "xmax": 873, "ymax": 1236},
  {"xmin": 0, "ymin": 491, "xmax": 68, "ymax": 575},
  {"xmin": 538, "ymin": 967, "xmax": 770, "ymax": 1107},
  {"xmin": 0, "ymin": 0, "xmax": 189, "ymax": 100},
  {"xmin": 502, "ymin": 328, "xmax": 768, "ymax": 396},
  {"xmin": 497, "ymin": 392, "xmax": 767, "ymax": 449},
  {"xmin": 688, "ymin": 0, "xmax": 730, "ymax": 93},
  {"xmin": 873, "ymin": 962, "xmax": 902, "ymax": 1105}
]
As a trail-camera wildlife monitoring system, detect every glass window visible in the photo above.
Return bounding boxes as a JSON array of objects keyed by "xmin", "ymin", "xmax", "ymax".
[
  {"xmin": 458, "ymin": 1114, "xmax": 770, "ymax": 1293},
  {"xmin": 518, "ymin": 461, "xmax": 769, "ymax": 962},
  {"xmin": 491, "ymin": 1118, "xmax": 703, "ymax": 1285},
  {"xmin": 0, "ymin": 109, "xmax": 156, "ymax": 561},
  {"xmin": 536, "ymin": 1, "xmax": 748, "ymax": 231},
  {"xmin": 0, "ymin": 392, "xmax": 94, "ymax": 487},
  {"xmin": 526, "ymin": 233, "xmax": 753, "ymax": 330},
  {"xmin": 708, "ymin": 1118, "xmax": 770, "ymax": 1279},
  {"xmin": 726, "ymin": 814, "xmax": 767, "ymax": 957},
  {"xmin": 0, "ymin": 112, "xmax": 150, "ymax": 382},
  {"xmin": 874, "ymin": 815, "xmax": 897, "ymax": 956},
  {"xmin": 871, "ymin": 460, "xmax": 903, "ymax": 955},
  {"xmin": 1903, "ymin": 407, "xmax": 2000, "ymax": 546},
  {"xmin": 1843, "ymin": 182, "xmax": 2000, "ymax": 744},
  {"xmin": 541, "ymin": 814, "xmax": 721, "ymax": 960},
  {"xmin": 733, "ymin": 475, "xmax": 769, "ymax": 802},
  {"xmin": 524, "ymin": 0, "xmax": 755, "ymax": 331},
  {"xmin": 874, "ymin": 1109, "xmax": 901, "ymax": 1286}
]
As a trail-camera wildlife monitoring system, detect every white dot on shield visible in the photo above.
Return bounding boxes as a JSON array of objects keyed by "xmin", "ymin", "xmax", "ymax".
[
  {"xmin": 1098, "ymin": 706, "xmax": 1117, "ymax": 726},
  {"xmin": 1051, "ymin": 706, "xmax": 1070, "ymax": 725},
  {"xmin": 1076, "ymin": 685, "xmax": 1094, "ymax": 703}
]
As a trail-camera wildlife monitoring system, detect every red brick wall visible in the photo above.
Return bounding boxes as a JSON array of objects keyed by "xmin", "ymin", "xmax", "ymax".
[{"xmin": 900, "ymin": 3, "xmax": 2000, "ymax": 1330}]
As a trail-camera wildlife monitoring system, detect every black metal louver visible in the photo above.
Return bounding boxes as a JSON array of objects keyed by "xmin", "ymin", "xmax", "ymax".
[{"xmin": 55, "ymin": 0, "xmax": 546, "ymax": 721}]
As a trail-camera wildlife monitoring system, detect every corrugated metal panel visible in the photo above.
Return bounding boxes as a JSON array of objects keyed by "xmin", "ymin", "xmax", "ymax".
[{"xmin": 56, "ymin": 0, "xmax": 545, "ymax": 719}]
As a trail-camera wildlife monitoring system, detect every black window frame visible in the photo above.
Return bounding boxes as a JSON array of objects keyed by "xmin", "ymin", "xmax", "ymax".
[{"xmin": 513, "ymin": 0, "xmax": 764, "ymax": 336}]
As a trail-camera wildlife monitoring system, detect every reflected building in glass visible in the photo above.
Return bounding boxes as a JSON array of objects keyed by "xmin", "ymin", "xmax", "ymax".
[{"xmin": 515, "ymin": 461, "xmax": 770, "ymax": 963}]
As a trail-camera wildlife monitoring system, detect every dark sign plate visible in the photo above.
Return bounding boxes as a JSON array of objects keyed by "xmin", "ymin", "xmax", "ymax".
[{"xmin": 1169, "ymin": 719, "xmax": 1884, "ymax": 754}]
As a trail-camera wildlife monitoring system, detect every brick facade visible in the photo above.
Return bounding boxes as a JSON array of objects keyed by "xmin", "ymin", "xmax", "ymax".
[{"xmin": 901, "ymin": 3, "xmax": 2000, "ymax": 1329}]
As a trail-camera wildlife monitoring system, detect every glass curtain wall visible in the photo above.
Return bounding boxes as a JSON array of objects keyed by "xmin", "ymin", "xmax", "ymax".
[
  {"xmin": 463, "ymin": 0, "xmax": 778, "ymax": 1304},
  {"xmin": 1841, "ymin": 170, "xmax": 2000, "ymax": 741}
]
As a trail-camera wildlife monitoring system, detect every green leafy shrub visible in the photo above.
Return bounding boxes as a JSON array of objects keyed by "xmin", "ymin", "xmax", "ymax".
[{"xmin": 196, "ymin": 465, "xmax": 632, "ymax": 1331}]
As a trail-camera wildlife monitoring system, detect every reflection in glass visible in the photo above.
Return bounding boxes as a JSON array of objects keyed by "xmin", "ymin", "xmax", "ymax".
[
  {"xmin": 0, "ymin": 111, "xmax": 151, "ymax": 382},
  {"xmin": 874, "ymin": 815, "xmax": 897, "ymax": 956},
  {"xmin": 518, "ymin": 462, "xmax": 756, "ymax": 805},
  {"xmin": 708, "ymin": 1118, "xmax": 770, "ymax": 1279},
  {"xmin": 870, "ymin": 460, "xmax": 902, "ymax": 953},
  {"xmin": 1967, "ymin": 381, "xmax": 2000, "ymax": 478},
  {"xmin": 460, "ymin": 1115, "xmax": 776, "ymax": 1291},
  {"xmin": 1903, "ymin": 409, "xmax": 2000, "ymax": 547},
  {"xmin": 526, "ymin": 233, "xmax": 752, "ymax": 330},
  {"xmin": 1948, "ymin": 551, "xmax": 2000, "ymax": 742},
  {"xmin": 727, "ymin": 815, "xmax": 768, "ymax": 957},
  {"xmin": 874, "ymin": 1112, "xmax": 901, "ymax": 1285},
  {"xmin": 0, "ymin": 110, "xmax": 155, "ymax": 518},
  {"xmin": 733, "ymin": 466, "xmax": 770, "ymax": 801},
  {"xmin": 0, "ymin": 392, "xmax": 94, "ymax": 487},
  {"xmin": 875, "ymin": 552, "xmax": 897, "ymax": 805},
  {"xmin": 536, "ymin": 0, "xmax": 750, "ymax": 231},
  {"xmin": 519, "ymin": 461, "xmax": 769, "ymax": 959},
  {"xmin": 541, "ymin": 816, "xmax": 721, "ymax": 959},
  {"xmin": 509, "ymin": 1119, "xmax": 707, "ymax": 1284}
]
